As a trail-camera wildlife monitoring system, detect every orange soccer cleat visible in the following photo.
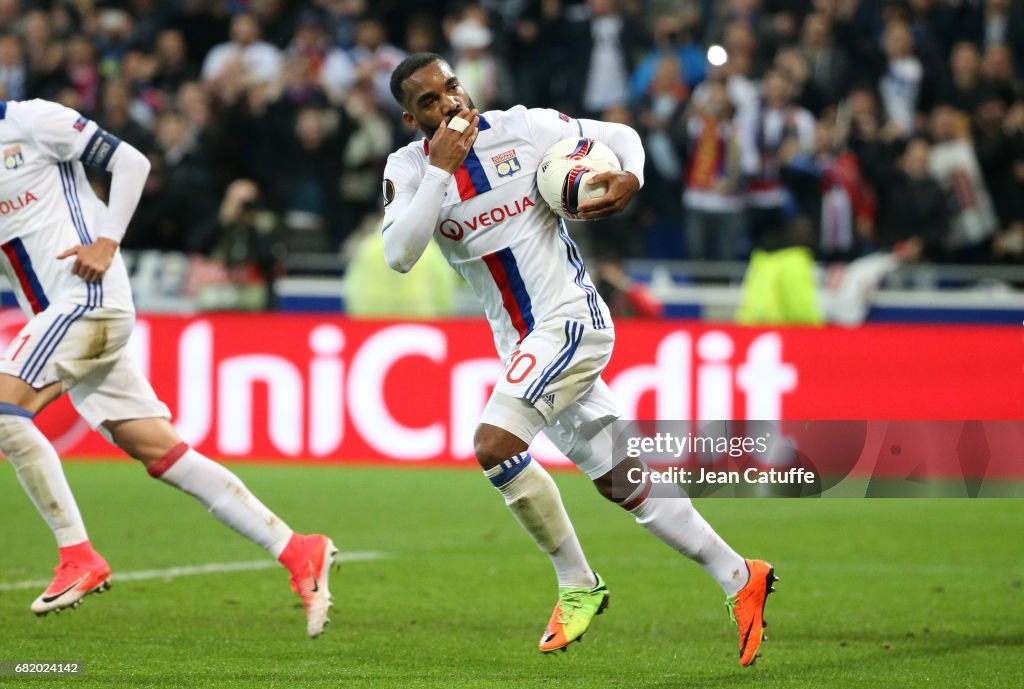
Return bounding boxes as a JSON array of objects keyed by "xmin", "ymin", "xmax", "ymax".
[
  {"xmin": 725, "ymin": 559, "xmax": 777, "ymax": 666},
  {"xmin": 538, "ymin": 573, "xmax": 610, "ymax": 653}
]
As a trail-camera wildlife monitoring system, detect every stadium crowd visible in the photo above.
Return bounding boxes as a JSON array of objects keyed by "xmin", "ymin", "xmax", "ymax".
[{"xmin": 1, "ymin": 0, "xmax": 1023, "ymax": 289}]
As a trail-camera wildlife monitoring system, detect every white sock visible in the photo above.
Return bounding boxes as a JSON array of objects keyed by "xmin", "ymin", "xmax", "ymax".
[
  {"xmin": 630, "ymin": 486, "xmax": 748, "ymax": 595},
  {"xmin": 149, "ymin": 443, "xmax": 293, "ymax": 558},
  {"xmin": 0, "ymin": 408, "xmax": 88, "ymax": 547},
  {"xmin": 485, "ymin": 453, "xmax": 596, "ymax": 589}
]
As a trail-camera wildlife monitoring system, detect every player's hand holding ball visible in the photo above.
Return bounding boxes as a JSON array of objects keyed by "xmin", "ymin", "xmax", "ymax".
[
  {"xmin": 429, "ymin": 107, "xmax": 480, "ymax": 174},
  {"xmin": 536, "ymin": 137, "xmax": 639, "ymax": 220},
  {"xmin": 575, "ymin": 170, "xmax": 640, "ymax": 220}
]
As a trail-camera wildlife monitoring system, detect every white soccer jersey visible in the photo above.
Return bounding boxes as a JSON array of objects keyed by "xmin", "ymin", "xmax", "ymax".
[
  {"xmin": 0, "ymin": 99, "xmax": 133, "ymax": 316},
  {"xmin": 382, "ymin": 106, "xmax": 612, "ymax": 358}
]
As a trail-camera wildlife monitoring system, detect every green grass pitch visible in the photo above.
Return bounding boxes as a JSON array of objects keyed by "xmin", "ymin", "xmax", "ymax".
[{"xmin": 1, "ymin": 461, "xmax": 1021, "ymax": 688}]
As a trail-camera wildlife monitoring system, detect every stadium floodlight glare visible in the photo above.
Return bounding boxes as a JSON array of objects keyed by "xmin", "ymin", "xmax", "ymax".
[{"xmin": 708, "ymin": 45, "xmax": 728, "ymax": 66}]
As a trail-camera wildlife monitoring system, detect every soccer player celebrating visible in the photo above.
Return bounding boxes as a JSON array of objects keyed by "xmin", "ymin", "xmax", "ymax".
[
  {"xmin": 383, "ymin": 54, "xmax": 776, "ymax": 665},
  {"xmin": 0, "ymin": 98, "xmax": 336, "ymax": 637}
]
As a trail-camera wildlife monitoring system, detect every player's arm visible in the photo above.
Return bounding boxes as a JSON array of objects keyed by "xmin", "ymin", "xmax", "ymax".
[
  {"xmin": 523, "ymin": 108, "xmax": 645, "ymax": 220},
  {"xmin": 27, "ymin": 100, "xmax": 150, "ymax": 282},
  {"xmin": 57, "ymin": 142, "xmax": 151, "ymax": 282},
  {"xmin": 382, "ymin": 108, "xmax": 479, "ymax": 273},
  {"xmin": 573, "ymin": 118, "xmax": 645, "ymax": 220}
]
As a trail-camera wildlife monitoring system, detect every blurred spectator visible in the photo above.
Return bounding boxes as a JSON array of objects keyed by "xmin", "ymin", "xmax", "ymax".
[
  {"xmin": 125, "ymin": 0, "xmax": 169, "ymax": 51},
  {"xmin": 276, "ymin": 57, "xmax": 324, "ymax": 111},
  {"xmin": 903, "ymin": 0, "xmax": 957, "ymax": 76},
  {"xmin": 277, "ymin": 105, "xmax": 342, "ymax": 251},
  {"xmin": 992, "ymin": 99, "xmax": 1024, "ymax": 262},
  {"xmin": 775, "ymin": 47, "xmax": 824, "ymax": 116},
  {"xmin": 0, "ymin": 0, "xmax": 18, "ymax": 27},
  {"xmin": 880, "ymin": 137, "xmax": 949, "ymax": 260},
  {"xmin": 404, "ymin": 15, "xmax": 441, "ymax": 55},
  {"xmin": 321, "ymin": 16, "xmax": 406, "ymax": 111},
  {"xmin": 630, "ymin": 10, "xmax": 706, "ymax": 101},
  {"xmin": 927, "ymin": 106, "xmax": 998, "ymax": 260},
  {"xmin": 705, "ymin": 0, "xmax": 774, "ymax": 53},
  {"xmin": 959, "ymin": 0, "xmax": 1024, "ymax": 73},
  {"xmin": 250, "ymin": 0, "xmax": 296, "ymax": 47},
  {"xmin": 799, "ymin": 12, "xmax": 849, "ymax": 111},
  {"xmin": 973, "ymin": 95, "xmax": 1022, "ymax": 240},
  {"xmin": 781, "ymin": 116, "xmax": 877, "ymax": 261},
  {"xmin": 23, "ymin": 10, "xmax": 66, "ymax": 99},
  {"xmin": 64, "ymin": 34, "xmax": 102, "ymax": 115},
  {"xmin": 449, "ymin": 18, "xmax": 514, "ymax": 111},
  {"xmin": 507, "ymin": 0, "xmax": 563, "ymax": 107},
  {"xmin": 94, "ymin": 8, "xmax": 135, "ymax": 77},
  {"xmin": 188, "ymin": 179, "xmax": 284, "ymax": 310},
  {"xmin": 201, "ymin": 12, "xmax": 283, "ymax": 86},
  {"xmin": 679, "ymin": 79, "xmax": 747, "ymax": 260},
  {"xmin": 154, "ymin": 107, "xmax": 217, "ymax": 205},
  {"xmin": 287, "ymin": 11, "xmax": 331, "ymax": 74},
  {"xmin": 336, "ymin": 75, "xmax": 395, "ymax": 246},
  {"xmin": 718, "ymin": 23, "xmax": 761, "ymax": 114},
  {"xmin": 740, "ymin": 67, "xmax": 815, "ymax": 250},
  {"xmin": 220, "ymin": 75, "xmax": 294, "ymax": 197},
  {"xmin": 98, "ymin": 79, "xmax": 153, "ymax": 151},
  {"xmin": 635, "ymin": 53, "xmax": 688, "ymax": 231},
  {"xmin": 980, "ymin": 43, "xmax": 1023, "ymax": 103},
  {"xmin": 120, "ymin": 47, "xmax": 162, "ymax": 124},
  {"xmin": 946, "ymin": 41, "xmax": 989, "ymax": 114},
  {"xmin": 320, "ymin": 0, "xmax": 368, "ymax": 50},
  {"xmin": 171, "ymin": 0, "xmax": 230, "ymax": 63},
  {"xmin": 561, "ymin": 0, "xmax": 649, "ymax": 117},
  {"xmin": 152, "ymin": 29, "xmax": 198, "ymax": 95},
  {"xmin": 126, "ymin": 152, "xmax": 218, "ymax": 254},
  {"xmin": 878, "ymin": 19, "xmax": 922, "ymax": 136},
  {"xmin": 845, "ymin": 86, "xmax": 905, "ymax": 189},
  {"xmin": 0, "ymin": 32, "xmax": 26, "ymax": 101}
]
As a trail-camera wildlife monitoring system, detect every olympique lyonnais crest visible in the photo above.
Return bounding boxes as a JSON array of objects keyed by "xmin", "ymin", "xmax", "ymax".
[
  {"xmin": 491, "ymin": 149, "xmax": 521, "ymax": 178},
  {"xmin": 3, "ymin": 145, "xmax": 24, "ymax": 170}
]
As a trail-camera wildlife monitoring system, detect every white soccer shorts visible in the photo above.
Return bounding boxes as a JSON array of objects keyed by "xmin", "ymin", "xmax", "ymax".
[
  {"xmin": 492, "ymin": 319, "xmax": 615, "ymax": 422},
  {"xmin": 481, "ymin": 319, "xmax": 621, "ymax": 478},
  {"xmin": 0, "ymin": 305, "xmax": 170, "ymax": 428}
]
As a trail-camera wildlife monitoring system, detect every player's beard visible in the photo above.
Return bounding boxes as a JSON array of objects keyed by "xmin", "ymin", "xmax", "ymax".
[{"xmin": 422, "ymin": 96, "xmax": 477, "ymax": 139}]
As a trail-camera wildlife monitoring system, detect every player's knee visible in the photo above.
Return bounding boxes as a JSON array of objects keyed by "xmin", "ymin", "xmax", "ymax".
[
  {"xmin": 473, "ymin": 425, "xmax": 527, "ymax": 471},
  {"xmin": 593, "ymin": 457, "xmax": 649, "ymax": 506},
  {"xmin": 592, "ymin": 470, "xmax": 617, "ymax": 502},
  {"xmin": 473, "ymin": 432, "xmax": 505, "ymax": 471}
]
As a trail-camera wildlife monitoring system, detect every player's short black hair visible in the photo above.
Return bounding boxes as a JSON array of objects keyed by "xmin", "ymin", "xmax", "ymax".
[{"xmin": 389, "ymin": 52, "xmax": 446, "ymax": 108}]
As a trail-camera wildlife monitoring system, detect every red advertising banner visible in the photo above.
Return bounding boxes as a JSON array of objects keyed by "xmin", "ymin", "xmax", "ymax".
[{"xmin": 3, "ymin": 311, "xmax": 1021, "ymax": 467}]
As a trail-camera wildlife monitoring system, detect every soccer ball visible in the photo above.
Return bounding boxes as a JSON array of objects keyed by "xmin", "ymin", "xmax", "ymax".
[{"xmin": 536, "ymin": 137, "xmax": 621, "ymax": 220}]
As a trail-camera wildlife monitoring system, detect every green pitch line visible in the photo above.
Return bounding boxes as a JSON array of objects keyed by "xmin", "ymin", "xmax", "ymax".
[{"xmin": 0, "ymin": 461, "xmax": 1021, "ymax": 689}]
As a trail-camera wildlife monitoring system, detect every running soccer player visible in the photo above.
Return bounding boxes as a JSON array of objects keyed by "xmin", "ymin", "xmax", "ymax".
[
  {"xmin": 383, "ymin": 54, "xmax": 776, "ymax": 665},
  {"xmin": 0, "ymin": 98, "xmax": 336, "ymax": 637}
]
